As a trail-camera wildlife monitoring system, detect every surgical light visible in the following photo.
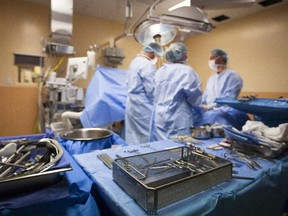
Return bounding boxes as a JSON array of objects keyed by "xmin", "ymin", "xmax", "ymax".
[
  {"xmin": 133, "ymin": 0, "xmax": 213, "ymax": 46},
  {"xmin": 150, "ymin": 6, "xmax": 212, "ymax": 33},
  {"xmin": 168, "ymin": 0, "xmax": 191, "ymax": 11},
  {"xmin": 134, "ymin": 21, "xmax": 177, "ymax": 46}
]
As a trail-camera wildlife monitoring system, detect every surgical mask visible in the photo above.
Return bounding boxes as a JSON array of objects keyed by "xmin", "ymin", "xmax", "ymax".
[
  {"xmin": 208, "ymin": 60, "xmax": 218, "ymax": 71},
  {"xmin": 150, "ymin": 56, "xmax": 158, "ymax": 65}
]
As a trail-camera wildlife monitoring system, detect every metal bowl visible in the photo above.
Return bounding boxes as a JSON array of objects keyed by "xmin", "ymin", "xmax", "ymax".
[
  {"xmin": 190, "ymin": 126, "xmax": 211, "ymax": 140},
  {"xmin": 211, "ymin": 127, "xmax": 225, "ymax": 138},
  {"xmin": 57, "ymin": 128, "xmax": 113, "ymax": 141}
]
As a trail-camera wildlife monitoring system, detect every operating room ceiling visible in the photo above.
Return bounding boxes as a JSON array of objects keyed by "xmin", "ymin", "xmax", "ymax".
[{"xmin": 22, "ymin": 0, "xmax": 288, "ymax": 27}]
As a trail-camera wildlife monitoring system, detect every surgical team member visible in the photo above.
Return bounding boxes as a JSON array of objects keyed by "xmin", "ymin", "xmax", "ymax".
[
  {"xmin": 198, "ymin": 48, "xmax": 249, "ymax": 129},
  {"xmin": 202, "ymin": 48, "xmax": 243, "ymax": 106},
  {"xmin": 149, "ymin": 42, "xmax": 202, "ymax": 141},
  {"xmin": 125, "ymin": 43, "xmax": 164, "ymax": 145}
]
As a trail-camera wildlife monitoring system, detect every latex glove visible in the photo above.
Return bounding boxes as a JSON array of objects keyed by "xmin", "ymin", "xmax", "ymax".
[{"xmin": 202, "ymin": 103, "xmax": 217, "ymax": 111}]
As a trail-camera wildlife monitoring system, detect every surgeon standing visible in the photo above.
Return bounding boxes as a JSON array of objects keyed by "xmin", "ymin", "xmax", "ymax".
[
  {"xmin": 202, "ymin": 49, "xmax": 243, "ymax": 106},
  {"xmin": 198, "ymin": 48, "xmax": 250, "ymax": 129},
  {"xmin": 149, "ymin": 42, "xmax": 202, "ymax": 141},
  {"xmin": 125, "ymin": 43, "xmax": 163, "ymax": 145}
]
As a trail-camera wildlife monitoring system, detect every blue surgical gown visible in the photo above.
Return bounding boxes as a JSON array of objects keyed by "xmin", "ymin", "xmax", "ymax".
[
  {"xmin": 149, "ymin": 63, "xmax": 202, "ymax": 141},
  {"xmin": 202, "ymin": 69, "xmax": 243, "ymax": 104},
  {"xmin": 125, "ymin": 56, "xmax": 156, "ymax": 145},
  {"xmin": 198, "ymin": 69, "xmax": 249, "ymax": 130}
]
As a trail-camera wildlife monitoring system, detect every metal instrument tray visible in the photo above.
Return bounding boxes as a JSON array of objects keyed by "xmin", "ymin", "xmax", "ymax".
[
  {"xmin": 0, "ymin": 138, "xmax": 72, "ymax": 197},
  {"xmin": 112, "ymin": 147, "xmax": 232, "ymax": 214},
  {"xmin": 0, "ymin": 166, "xmax": 72, "ymax": 197},
  {"xmin": 223, "ymin": 126, "xmax": 287, "ymax": 158}
]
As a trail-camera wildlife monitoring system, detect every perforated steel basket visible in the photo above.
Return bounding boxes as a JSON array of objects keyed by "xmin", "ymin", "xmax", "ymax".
[{"xmin": 112, "ymin": 147, "xmax": 232, "ymax": 214}]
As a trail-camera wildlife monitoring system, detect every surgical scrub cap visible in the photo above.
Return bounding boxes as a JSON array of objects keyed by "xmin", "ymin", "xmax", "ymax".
[
  {"xmin": 165, "ymin": 42, "xmax": 188, "ymax": 63},
  {"xmin": 211, "ymin": 49, "xmax": 228, "ymax": 63},
  {"xmin": 143, "ymin": 43, "xmax": 164, "ymax": 56}
]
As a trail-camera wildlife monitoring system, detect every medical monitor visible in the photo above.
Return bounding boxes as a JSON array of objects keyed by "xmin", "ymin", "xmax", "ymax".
[{"xmin": 66, "ymin": 57, "xmax": 88, "ymax": 82}]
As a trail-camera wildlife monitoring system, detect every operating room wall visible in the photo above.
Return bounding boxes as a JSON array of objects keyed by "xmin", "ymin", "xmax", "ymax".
[
  {"xmin": 0, "ymin": 0, "xmax": 141, "ymax": 87},
  {"xmin": 0, "ymin": 0, "xmax": 141, "ymax": 136},
  {"xmin": 186, "ymin": 3, "xmax": 288, "ymax": 97}
]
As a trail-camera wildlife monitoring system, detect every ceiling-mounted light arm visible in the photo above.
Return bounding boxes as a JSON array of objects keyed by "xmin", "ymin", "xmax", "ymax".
[
  {"xmin": 125, "ymin": 0, "xmax": 133, "ymax": 19},
  {"xmin": 113, "ymin": 0, "xmax": 134, "ymax": 47},
  {"xmin": 114, "ymin": 2, "xmax": 151, "ymax": 47},
  {"xmin": 124, "ymin": 0, "xmax": 133, "ymax": 33},
  {"xmin": 114, "ymin": 32, "xmax": 130, "ymax": 47},
  {"xmin": 149, "ymin": 0, "xmax": 164, "ymax": 17},
  {"xmin": 127, "ymin": 6, "xmax": 151, "ymax": 35}
]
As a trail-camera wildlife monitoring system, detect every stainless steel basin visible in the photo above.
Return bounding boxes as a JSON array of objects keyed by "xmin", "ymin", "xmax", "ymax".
[
  {"xmin": 190, "ymin": 126, "xmax": 211, "ymax": 140},
  {"xmin": 58, "ymin": 128, "xmax": 113, "ymax": 141}
]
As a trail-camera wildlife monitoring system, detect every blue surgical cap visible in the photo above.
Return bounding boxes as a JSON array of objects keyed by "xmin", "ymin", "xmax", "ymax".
[
  {"xmin": 143, "ymin": 43, "xmax": 164, "ymax": 56},
  {"xmin": 211, "ymin": 48, "xmax": 228, "ymax": 63},
  {"xmin": 165, "ymin": 42, "xmax": 188, "ymax": 63}
]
